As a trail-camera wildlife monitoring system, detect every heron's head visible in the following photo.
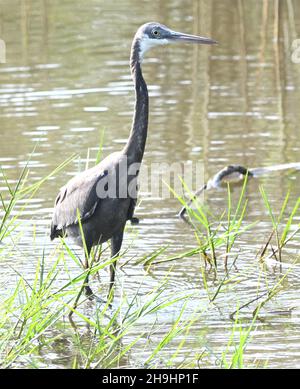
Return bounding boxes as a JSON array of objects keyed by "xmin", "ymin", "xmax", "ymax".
[{"xmin": 134, "ymin": 22, "xmax": 217, "ymax": 61}]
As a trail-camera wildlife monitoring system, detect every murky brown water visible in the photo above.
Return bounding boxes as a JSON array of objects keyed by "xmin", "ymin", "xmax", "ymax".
[{"xmin": 1, "ymin": 0, "xmax": 300, "ymax": 368}]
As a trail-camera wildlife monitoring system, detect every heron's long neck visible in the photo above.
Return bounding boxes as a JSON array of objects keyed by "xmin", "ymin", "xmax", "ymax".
[{"xmin": 123, "ymin": 40, "xmax": 149, "ymax": 164}]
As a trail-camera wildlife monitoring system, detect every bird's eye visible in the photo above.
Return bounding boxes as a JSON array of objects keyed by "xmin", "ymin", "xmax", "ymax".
[{"xmin": 152, "ymin": 29, "xmax": 160, "ymax": 38}]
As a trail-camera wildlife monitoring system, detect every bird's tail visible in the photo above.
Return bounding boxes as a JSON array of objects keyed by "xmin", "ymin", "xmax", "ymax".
[{"xmin": 50, "ymin": 222, "xmax": 64, "ymax": 240}]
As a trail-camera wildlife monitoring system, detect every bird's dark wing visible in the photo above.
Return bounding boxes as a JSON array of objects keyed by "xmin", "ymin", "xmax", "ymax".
[{"xmin": 50, "ymin": 168, "xmax": 108, "ymax": 240}]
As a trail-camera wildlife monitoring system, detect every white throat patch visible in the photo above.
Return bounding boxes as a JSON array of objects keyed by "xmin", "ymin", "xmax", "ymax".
[{"xmin": 139, "ymin": 35, "xmax": 168, "ymax": 61}]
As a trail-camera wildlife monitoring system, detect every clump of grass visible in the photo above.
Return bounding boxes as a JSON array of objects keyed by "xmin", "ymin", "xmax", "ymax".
[
  {"xmin": 164, "ymin": 177, "xmax": 300, "ymax": 272},
  {"xmin": 220, "ymin": 310, "xmax": 258, "ymax": 369},
  {"xmin": 259, "ymin": 187, "xmax": 300, "ymax": 264},
  {"xmin": 0, "ymin": 247, "xmax": 196, "ymax": 368}
]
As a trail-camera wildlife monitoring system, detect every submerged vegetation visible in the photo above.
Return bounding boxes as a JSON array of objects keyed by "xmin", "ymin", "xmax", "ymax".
[{"xmin": 0, "ymin": 160, "xmax": 299, "ymax": 369}]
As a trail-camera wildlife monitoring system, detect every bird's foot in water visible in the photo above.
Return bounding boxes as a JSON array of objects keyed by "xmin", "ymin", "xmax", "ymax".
[
  {"xmin": 84, "ymin": 284, "xmax": 94, "ymax": 301},
  {"xmin": 84, "ymin": 285, "xmax": 107, "ymax": 305}
]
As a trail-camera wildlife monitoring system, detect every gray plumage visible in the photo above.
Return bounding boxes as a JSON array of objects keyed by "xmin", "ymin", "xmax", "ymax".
[{"xmin": 50, "ymin": 22, "xmax": 216, "ymax": 298}]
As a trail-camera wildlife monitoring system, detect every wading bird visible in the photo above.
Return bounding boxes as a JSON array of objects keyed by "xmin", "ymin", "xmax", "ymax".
[
  {"xmin": 178, "ymin": 162, "xmax": 300, "ymax": 219},
  {"xmin": 50, "ymin": 22, "xmax": 216, "ymax": 299}
]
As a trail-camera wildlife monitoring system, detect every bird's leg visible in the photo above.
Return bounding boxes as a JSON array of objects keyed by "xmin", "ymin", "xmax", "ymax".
[
  {"xmin": 127, "ymin": 198, "xmax": 139, "ymax": 225},
  {"xmin": 69, "ymin": 246, "xmax": 93, "ymax": 319},
  {"xmin": 83, "ymin": 248, "xmax": 94, "ymax": 300},
  {"xmin": 108, "ymin": 229, "xmax": 124, "ymax": 299}
]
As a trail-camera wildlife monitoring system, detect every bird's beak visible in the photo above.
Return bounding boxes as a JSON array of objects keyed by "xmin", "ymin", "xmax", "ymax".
[{"xmin": 169, "ymin": 30, "xmax": 217, "ymax": 45}]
